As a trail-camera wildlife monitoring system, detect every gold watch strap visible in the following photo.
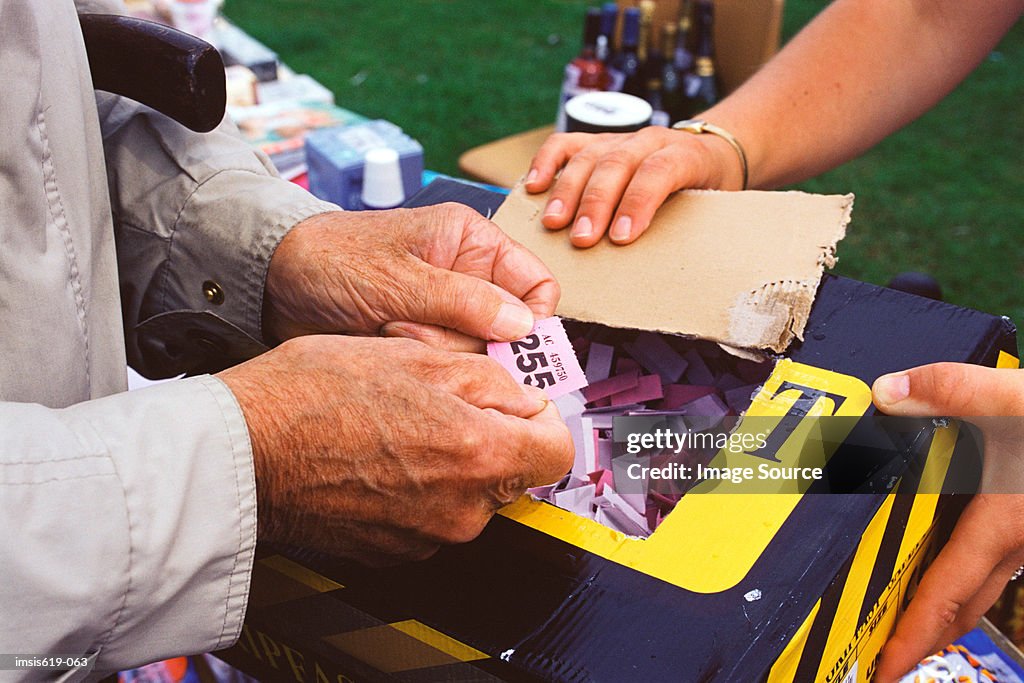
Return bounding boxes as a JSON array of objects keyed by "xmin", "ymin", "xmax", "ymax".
[{"xmin": 672, "ymin": 118, "xmax": 749, "ymax": 191}]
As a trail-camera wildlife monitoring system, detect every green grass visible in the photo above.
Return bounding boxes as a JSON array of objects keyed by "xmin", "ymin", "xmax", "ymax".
[{"xmin": 225, "ymin": 0, "xmax": 1023, "ymax": 354}]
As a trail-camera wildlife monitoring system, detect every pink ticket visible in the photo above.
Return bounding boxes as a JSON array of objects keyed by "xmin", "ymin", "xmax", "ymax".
[{"xmin": 487, "ymin": 316, "xmax": 589, "ymax": 399}]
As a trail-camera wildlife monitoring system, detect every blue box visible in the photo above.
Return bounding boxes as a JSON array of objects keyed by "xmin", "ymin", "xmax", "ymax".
[{"xmin": 306, "ymin": 120, "xmax": 424, "ymax": 210}]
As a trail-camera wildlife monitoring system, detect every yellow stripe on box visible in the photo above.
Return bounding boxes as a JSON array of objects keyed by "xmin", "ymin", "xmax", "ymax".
[
  {"xmin": 813, "ymin": 492, "xmax": 897, "ymax": 682},
  {"xmin": 500, "ymin": 360, "xmax": 873, "ymax": 593},
  {"xmin": 259, "ymin": 555, "xmax": 344, "ymax": 592},
  {"xmin": 997, "ymin": 350, "xmax": 1020, "ymax": 369},
  {"xmin": 766, "ymin": 600, "xmax": 823, "ymax": 683},
  {"xmin": 324, "ymin": 620, "xmax": 486, "ymax": 674},
  {"xmin": 390, "ymin": 620, "xmax": 489, "ymax": 662},
  {"xmin": 893, "ymin": 421, "xmax": 958, "ymax": 569},
  {"xmin": 816, "ymin": 420, "xmax": 959, "ymax": 682}
]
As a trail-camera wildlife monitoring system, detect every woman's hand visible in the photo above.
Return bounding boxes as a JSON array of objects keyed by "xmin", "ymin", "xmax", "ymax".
[{"xmin": 524, "ymin": 126, "xmax": 744, "ymax": 248}]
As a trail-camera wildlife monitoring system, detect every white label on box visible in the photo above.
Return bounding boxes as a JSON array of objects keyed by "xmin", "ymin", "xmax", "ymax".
[
  {"xmin": 335, "ymin": 127, "xmax": 389, "ymax": 154},
  {"xmin": 840, "ymin": 660, "xmax": 858, "ymax": 683}
]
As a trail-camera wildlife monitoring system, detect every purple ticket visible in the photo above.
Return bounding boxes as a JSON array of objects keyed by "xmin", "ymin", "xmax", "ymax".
[
  {"xmin": 487, "ymin": 316, "xmax": 589, "ymax": 399},
  {"xmin": 610, "ymin": 374, "xmax": 664, "ymax": 406}
]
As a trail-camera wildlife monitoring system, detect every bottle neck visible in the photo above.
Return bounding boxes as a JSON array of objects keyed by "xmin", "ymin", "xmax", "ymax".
[
  {"xmin": 582, "ymin": 9, "xmax": 602, "ymax": 57},
  {"xmin": 677, "ymin": 17, "xmax": 692, "ymax": 59},
  {"xmin": 599, "ymin": 5, "xmax": 618, "ymax": 45},
  {"xmin": 638, "ymin": 1, "xmax": 655, "ymax": 63},
  {"xmin": 662, "ymin": 26, "xmax": 677, "ymax": 57},
  {"xmin": 621, "ymin": 9, "xmax": 640, "ymax": 52},
  {"xmin": 695, "ymin": 2, "xmax": 715, "ymax": 60},
  {"xmin": 678, "ymin": 0, "xmax": 693, "ymax": 39}
]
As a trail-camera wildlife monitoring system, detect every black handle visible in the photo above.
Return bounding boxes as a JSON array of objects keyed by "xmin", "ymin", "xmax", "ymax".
[{"xmin": 80, "ymin": 14, "xmax": 226, "ymax": 133}]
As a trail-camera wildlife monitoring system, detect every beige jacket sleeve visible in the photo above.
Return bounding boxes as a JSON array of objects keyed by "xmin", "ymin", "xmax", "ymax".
[
  {"xmin": 81, "ymin": 0, "xmax": 339, "ymax": 378},
  {"xmin": 0, "ymin": 0, "xmax": 335, "ymax": 676},
  {"xmin": 1, "ymin": 377, "xmax": 256, "ymax": 677}
]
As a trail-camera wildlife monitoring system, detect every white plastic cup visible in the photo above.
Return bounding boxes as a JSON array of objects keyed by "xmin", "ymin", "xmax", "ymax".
[{"xmin": 361, "ymin": 147, "xmax": 405, "ymax": 210}]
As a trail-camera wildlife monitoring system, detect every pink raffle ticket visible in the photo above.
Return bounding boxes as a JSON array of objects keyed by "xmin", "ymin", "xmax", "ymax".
[{"xmin": 487, "ymin": 317, "xmax": 588, "ymax": 399}]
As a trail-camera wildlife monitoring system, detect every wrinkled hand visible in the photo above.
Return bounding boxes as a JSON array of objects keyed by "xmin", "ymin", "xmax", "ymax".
[
  {"xmin": 871, "ymin": 362, "xmax": 1024, "ymax": 682},
  {"xmin": 524, "ymin": 126, "xmax": 743, "ymax": 248},
  {"xmin": 264, "ymin": 203, "xmax": 559, "ymax": 351},
  {"xmin": 218, "ymin": 334, "xmax": 573, "ymax": 565}
]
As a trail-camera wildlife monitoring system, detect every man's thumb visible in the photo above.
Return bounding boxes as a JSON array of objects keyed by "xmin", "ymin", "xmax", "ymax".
[
  {"xmin": 873, "ymin": 362, "xmax": 1022, "ymax": 417},
  {"xmin": 409, "ymin": 264, "xmax": 536, "ymax": 342}
]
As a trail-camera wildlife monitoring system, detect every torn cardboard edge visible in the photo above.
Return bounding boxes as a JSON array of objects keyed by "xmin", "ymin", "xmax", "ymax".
[{"xmin": 493, "ymin": 184, "xmax": 853, "ymax": 354}]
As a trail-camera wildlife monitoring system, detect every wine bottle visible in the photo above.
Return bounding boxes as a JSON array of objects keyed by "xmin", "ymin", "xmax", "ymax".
[
  {"xmin": 625, "ymin": 0, "xmax": 655, "ymax": 105},
  {"xmin": 611, "ymin": 7, "xmax": 642, "ymax": 97},
  {"xmin": 674, "ymin": 0, "xmax": 695, "ymax": 75},
  {"xmin": 556, "ymin": 7, "xmax": 612, "ymax": 131},
  {"xmin": 637, "ymin": 0, "xmax": 655, "ymax": 65},
  {"xmin": 659, "ymin": 23, "xmax": 686, "ymax": 125},
  {"xmin": 681, "ymin": 0, "xmax": 720, "ymax": 118},
  {"xmin": 598, "ymin": 2, "xmax": 618, "ymax": 64},
  {"xmin": 642, "ymin": 9, "xmax": 669, "ymax": 126}
]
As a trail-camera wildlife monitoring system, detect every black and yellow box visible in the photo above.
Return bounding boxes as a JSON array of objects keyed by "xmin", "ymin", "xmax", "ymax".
[{"xmin": 219, "ymin": 181, "xmax": 1019, "ymax": 682}]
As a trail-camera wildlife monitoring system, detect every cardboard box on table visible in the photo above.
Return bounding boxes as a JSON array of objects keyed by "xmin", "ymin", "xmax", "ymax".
[{"xmin": 218, "ymin": 179, "xmax": 1019, "ymax": 683}]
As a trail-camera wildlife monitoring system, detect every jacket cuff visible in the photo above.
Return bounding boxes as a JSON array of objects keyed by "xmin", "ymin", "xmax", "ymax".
[
  {"xmin": 136, "ymin": 173, "xmax": 338, "ymax": 375},
  {"xmin": 56, "ymin": 375, "xmax": 258, "ymax": 670},
  {"xmin": 166, "ymin": 171, "xmax": 338, "ymax": 343}
]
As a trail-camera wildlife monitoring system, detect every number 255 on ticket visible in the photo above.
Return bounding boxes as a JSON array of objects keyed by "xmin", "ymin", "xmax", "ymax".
[{"xmin": 487, "ymin": 316, "xmax": 588, "ymax": 399}]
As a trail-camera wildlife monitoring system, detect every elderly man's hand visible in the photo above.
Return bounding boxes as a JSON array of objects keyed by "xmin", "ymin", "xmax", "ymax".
[
  {"xmin": 262, "ymin": 203, "xmax": 560, "ymax": 352},
  {"xmin": 872, "ymin": 362, "xmax": 1024, "ymax": 682},
  {"xmin": 218, "ymin": 334, "xmax": 573, "ymax": 565}
]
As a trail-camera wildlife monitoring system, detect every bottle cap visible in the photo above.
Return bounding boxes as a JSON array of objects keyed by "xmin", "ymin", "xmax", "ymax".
[
  {"xmin": 360, "ymin": 147, "xmax": 405, "ymax": 210},
  {"xmin": 565, "ymin": 91, "xmax": 652, "ymax": 133}
]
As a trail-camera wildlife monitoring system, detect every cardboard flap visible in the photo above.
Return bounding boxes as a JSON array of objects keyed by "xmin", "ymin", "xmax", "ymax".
[{"xmin": 493, "ymin": 185, "xmax": 853, "ymax": 353}]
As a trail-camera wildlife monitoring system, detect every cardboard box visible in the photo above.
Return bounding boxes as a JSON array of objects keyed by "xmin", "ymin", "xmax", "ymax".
[
  {"xmin": 219, "ymin": 179, "xmax": 1019, "ymax": 682},
  {"xmin": 494, "ymin": 184, "xmax": 853, "ymax": 354},
  {"xmin": 306, "ymin": 121, "xmax": 424, "ymax": 211}
]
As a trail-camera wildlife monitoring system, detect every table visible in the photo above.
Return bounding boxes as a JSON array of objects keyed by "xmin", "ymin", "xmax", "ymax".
[{"xmin": 458, "ymin": 125, "xmax": 554, "ymax": 188}]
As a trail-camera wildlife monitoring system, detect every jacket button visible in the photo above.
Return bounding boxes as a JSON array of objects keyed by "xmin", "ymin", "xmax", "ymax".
[{"xmin": 202, "ymin": 280, "xmax": 225, "ymax": 305}]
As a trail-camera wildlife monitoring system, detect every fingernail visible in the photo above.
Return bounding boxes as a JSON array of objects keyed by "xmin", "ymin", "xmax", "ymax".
[
  {"xmin": 875, "ymin": 373, "xmax": 911, "ymax": 404},
  {"xmin": 610, "ymin": 216, "xmax": 632, "ymax": 242},
  {"xmin": 526, "ymin": 168, "xmax": 538, "ymax": 184},
  {"xmin": 571, "ymin": 216, "xmax": 593, "ymax": 239},
  {"xmin": 544, "ymin": 199, "xmax": 564, "ymax": 217},
  {"xmin": 491, "ymin": 303, "xmax": 534, "ymax": 340}
]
